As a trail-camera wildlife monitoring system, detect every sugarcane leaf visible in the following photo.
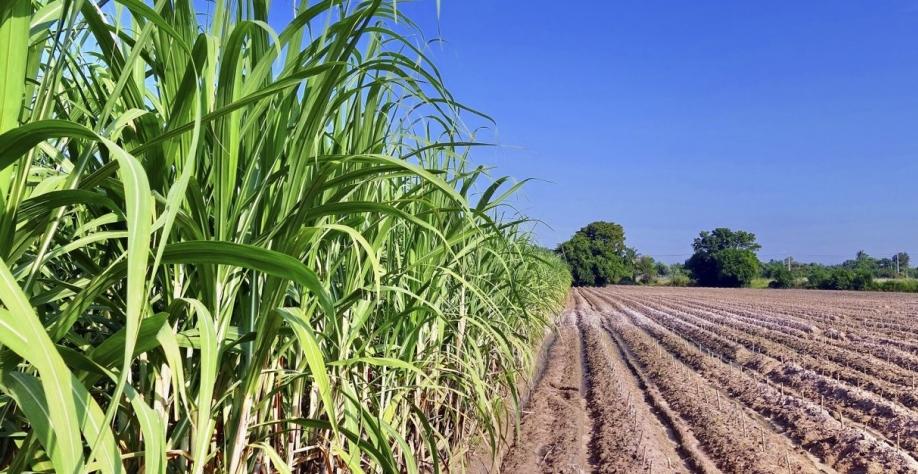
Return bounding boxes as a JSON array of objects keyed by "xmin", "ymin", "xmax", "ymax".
[{"xmin": 162, "ymin": 241, "xmax": 335, "ymax": 317}]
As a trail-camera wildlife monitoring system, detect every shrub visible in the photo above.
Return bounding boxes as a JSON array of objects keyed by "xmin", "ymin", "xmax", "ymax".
[
  {"xmin": 851, "ymin": 270, "xmax": 873, "ymax": 290},
  {"xmin": 768, "ymin": 266, "xmax": 795, "ymax": 288},
  {"xmin": 670, "ymin": 273, "xmax": 694, "ymax": 286},
  {"xmin": 873, "ymin": 279, "xmax": 918, "ymax": 293},
  {"xmin": 810, "ymin": 268, "xmax": 871, "ymax": 290},
  {"xmin": 806, "ymin": 267, "xmax": 831, "ymax": 289},
  {"xmin": 828, "ymin": 268, "xmax": 854, "ymax": 289}
]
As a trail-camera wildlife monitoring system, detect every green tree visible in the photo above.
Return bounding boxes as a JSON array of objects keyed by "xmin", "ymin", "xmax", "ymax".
[
  {"xmin": 713, "ymin": 249, "xmax": 761, "ymax": 287},
  {"xmin": 843, "ymin": 250, "xmax": 877, "ymax": 273},
  {"xmin": 556, "ymin": 221, "xmax": 635, "ymax": 286},
  {"xmin": 557, "ymin": 234, "xmax": 597, "ymax": 286},
  {"xmin": 634, "ymin": 255, "xmax": 658, "ymax": 283},
  {"xmin": 768, "ymin": 266, "xmax": 794, "ymax": 288},
  {"xmin": 685, "ymin": 253, "xmax": 718, "ymax": 285},
  {"xmin": 876, "ymin": 257, "xmax": 896, "ymax": 278},
  {"xmin": 685, "ymin": 228, "xmax": 761, "ymax": 287},
  {"xmin": 894, "ymin": 252, "xmax": 910, "ymax": 277},
  {"xmin": 655, "ymin": 261, "xmax": 670, "ymax": 277},
  {"xmin": 851, "ymin": 270, "xmax": 874, "ymax": 290},
  {"xmin": 762, "ymin": 259, "xmax": 783, "ymax": 279},
  {"xmin": 692, "ymin": 228, "xmax": 761, "ymax": 254},
  {"xmin": 829, "ymin": 268, "xmax": 854, "ymax": 289},
  {"xmin": 806, "ymin": 266, "xmax": 831, "ymax": 289},
  {"xmin": 812, "ymin": 267, "xmax": 873, "ymax": 290}
]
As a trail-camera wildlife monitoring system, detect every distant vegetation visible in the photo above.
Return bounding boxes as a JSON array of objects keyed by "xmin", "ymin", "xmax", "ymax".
[
  {"xmin": 557, "ymin": 223, "xmax": 915, "ymax": 292},
  {"xmin": 557, "ymin": 224, "xmax": 764, "ymax": 288},
  {"xmin": 556, "ymin": 222, "xmax": 637, "ymax": 286},
  {"xmin": 762, "ymin": 251, "xmax": 916, "ymax": 292},
  {"xmin": 684, "ymin": 228, "xmax": 762, "ymax": 287}
]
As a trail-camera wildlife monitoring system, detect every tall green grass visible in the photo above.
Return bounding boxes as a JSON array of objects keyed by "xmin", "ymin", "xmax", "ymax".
[{"xmin": 0, "ymin": 0, "xmax": 570, "ymax": 472}]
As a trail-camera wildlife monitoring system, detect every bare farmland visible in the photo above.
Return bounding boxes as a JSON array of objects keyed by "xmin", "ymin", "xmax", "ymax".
[{"xmin": 500, "ymin": 286, "xmax": 918, "ymax": 473}]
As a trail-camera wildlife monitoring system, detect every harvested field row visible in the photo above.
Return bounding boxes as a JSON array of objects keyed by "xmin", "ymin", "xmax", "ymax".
[
  {"xmin": 670, "ymin": 296, "xmax": 918, "ymax": 360},
  {"xmin": 662, "ymin": 296, "xmax": 918, "ymax": 378},
  {"xmin": 500, "ymin": 311, "xmax": 591, "ymax": 473},
  {"xmin": 501, "ymin": 297, "xmax": 696, "ymax": 473},
  {"xmin": 598, "ymin": 292, "xmax": 918, "ymax": 460},
  {"xmin": 587, "ymin": 291, "xmax": 916, "ymax": 473},
  {"xmin": 627, "ymin": 293, "xmax": 918, "ymax": 400},
  {"xmin": 589, "ymin": 309, "xmax": 823, "ymax": 472},
  {"xmin": 499, "ymin": 286, "xmax": 918, "ymax": 473},
  {"xmin": 608, "ymin": 293, "xmax": 918, "ymax": 412},
  {"xmin": 575, "ymin": 304, "xmax": 692, "ymax": 473},
  {"xmin": 648, "ymin": 288, "xmax": 918, "ymax": 342}
]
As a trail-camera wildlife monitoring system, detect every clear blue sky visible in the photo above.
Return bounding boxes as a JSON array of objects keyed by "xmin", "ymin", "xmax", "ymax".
[
  {"xmin": 266, "ymin": 1, "xmax": 917, "ymax": 264},
  {"xmin": 396, "ymin": 0, "xmax": 918, "ymax": 264}
]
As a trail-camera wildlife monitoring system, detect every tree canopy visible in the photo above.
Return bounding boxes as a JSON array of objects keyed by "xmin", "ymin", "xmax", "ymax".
[
  {"xmin": 692, "ymin": 228, "xmax": 761, "ymax": 254},
  {"xmin": 556, "ymin": 221, "xmax": 635, "ymax": 286},
  {"xmin": 685, "ymin": 227, "xmax": 761, "ymax": 287}
]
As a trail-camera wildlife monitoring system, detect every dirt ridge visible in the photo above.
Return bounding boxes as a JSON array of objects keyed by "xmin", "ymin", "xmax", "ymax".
[{"xmin": 497, "ymin": 286, "xmax": 918, "ymax": 473}]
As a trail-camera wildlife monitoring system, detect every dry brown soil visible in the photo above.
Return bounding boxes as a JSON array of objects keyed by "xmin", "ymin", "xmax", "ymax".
[{"xmin": 499, "ymin": 287, "xmax": 918, "ymax": 474}]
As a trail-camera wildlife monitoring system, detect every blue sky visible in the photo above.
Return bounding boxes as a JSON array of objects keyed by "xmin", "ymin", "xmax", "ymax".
[
  {"xmin": 265, "ymin": 1, "xmax": 918, "ymax": 264},
  {"xmin": 396, "ymin": 0, "xmax": 918, "ymax": 263}
]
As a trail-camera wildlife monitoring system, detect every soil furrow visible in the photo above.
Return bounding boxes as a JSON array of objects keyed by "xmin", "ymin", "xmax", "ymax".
[
  {"xmin": 501, "ymin": 310, "xmax": 590, "ymax": 473},
  {"xmin": 574, "ymin": 290, "xmax": 693, "ymax": 473},
  {"xmin": 497, "ymin": 286, "xmax": 918, "ymax": 474},
  {"xmin": 597, "ymin": 288, "xmax": 918, "ymax": 473}
]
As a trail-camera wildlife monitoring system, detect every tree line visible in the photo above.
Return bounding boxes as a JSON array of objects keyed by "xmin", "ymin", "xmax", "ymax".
[
  {"xmin": 556, "ymin": 221, "xmax": 916, "ymax": 292},
  {"xmin": 762, "ymin": 251, "xmax": 916, "ymax": 291}
]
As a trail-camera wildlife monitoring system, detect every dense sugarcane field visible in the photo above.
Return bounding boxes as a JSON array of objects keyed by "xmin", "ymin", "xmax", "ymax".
[
  {"xmin": 501, "ymin": 287, "xmax": 918, "ymax": 473},
  {"xmin": 0, "ymin": 0, "xmax": 573, "ymax": 472}
]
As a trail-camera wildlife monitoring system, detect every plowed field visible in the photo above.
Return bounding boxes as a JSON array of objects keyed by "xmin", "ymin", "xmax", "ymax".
[{"xmin": 501, "ymin": 286, "xmax": 918, "ymax": 473}]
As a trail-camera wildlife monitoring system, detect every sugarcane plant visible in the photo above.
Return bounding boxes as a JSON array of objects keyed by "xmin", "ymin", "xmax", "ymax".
[{"xmin": 0, "ymin": 0, "xmax": 571, "ymax": 472}]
